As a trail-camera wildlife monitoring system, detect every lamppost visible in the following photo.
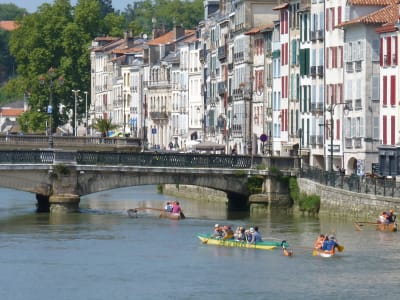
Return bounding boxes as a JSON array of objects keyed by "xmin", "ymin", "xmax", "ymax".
[
  {"xmin": 326, "ymin": 103, "xmax": 349, "ymax": 172},
  {"xmin": 84, "ymin": 91, "xmax": 88, "ymax": 136},
  {"xmin": 72, "ymin": 89, "xmax": 80, "ymax": 136},
  {"xmin": 39, "ymin": 67, "xmax": 64, "ymax": 148}
]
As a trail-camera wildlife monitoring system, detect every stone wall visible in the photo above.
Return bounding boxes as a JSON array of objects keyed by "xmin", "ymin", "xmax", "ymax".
[
  {"xmin": 298, "ymin": 178, "xmax": 400, "ymax": 219},
  {"xmin": 163, "ymin": 184, "xmax": 228, "ymax": 202}
]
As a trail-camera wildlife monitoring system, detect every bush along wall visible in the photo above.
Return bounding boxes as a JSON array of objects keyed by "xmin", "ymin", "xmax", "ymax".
[{"xmin": 289, "ymin": 177, "xmax": 320, "ymax": 214}]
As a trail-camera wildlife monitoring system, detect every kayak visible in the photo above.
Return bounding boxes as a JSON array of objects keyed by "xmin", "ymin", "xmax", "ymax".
[
  {"xmin": 197, "ymin": 233, "xmax": 288, "ymax": 251},
  {"xmin": 313, "ymin": 250, "xmax": 335, "ymax": 258},
  {"xmin": 354, "ymin": 221, "xmax": 397, "ymax": 232}
]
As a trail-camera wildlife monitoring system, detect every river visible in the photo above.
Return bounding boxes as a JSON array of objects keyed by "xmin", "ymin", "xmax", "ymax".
[{"xmin": 0, "ymin": 185, "xmax": 399, "ymax": 300}]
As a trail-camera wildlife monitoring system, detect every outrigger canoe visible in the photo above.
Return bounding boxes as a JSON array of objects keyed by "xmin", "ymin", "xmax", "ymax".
[{"xmin": 197, "ymin": 233, "xmax": 288, "ymax": 251}]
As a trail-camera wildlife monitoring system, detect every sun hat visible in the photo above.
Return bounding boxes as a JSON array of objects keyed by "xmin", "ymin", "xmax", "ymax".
[
  {"xmin": 250, "ymin": 227, "xmax": 255, "ymax": 233},
  {"xmin": 215, "ymin": 224, "xmax": 219, "ymax": 228}
]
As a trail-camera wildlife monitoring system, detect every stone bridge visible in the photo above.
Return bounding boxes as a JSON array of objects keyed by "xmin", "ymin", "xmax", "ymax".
[{"xmin": 0, "ymin": 150, "xmax": 298, "ymax": 213}]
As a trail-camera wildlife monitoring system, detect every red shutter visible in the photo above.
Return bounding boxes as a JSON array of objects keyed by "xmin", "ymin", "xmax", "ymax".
[
  {"xmin": 339, "ymin": 83, "xmax": 343, "ymax": 103},
  {"xmin": 391, "ymin": 116, "xmax": 395, "ymax": 145},
  {"xmin": 338, "ymin": 6, "xmax": 342, "ymax": 25},
  {"xmin": 383, "ymin": 76, "xmax": 387, "ymax": 106},
  {"xmin": 380, "ymin": 38, "xmax": 383, "ymax": 66},
  {"xmin": 383, "ymin": 115, "xmax": 387, "ymax": 144},
  {"xmin": 331, "ymin": 9, "xmax": 335, "ymax": 31},
  {"xmin": 394, "ymin": 36, "xmax": 398, "ymax": 65},
  {"xmin": 339, "ymin": 46, "xmax": 343, "ymax": 68},
  {"xmin": 387, "ymin": 37, "xmax": 392, "ymax": 66},
  {"xmin": 391, "ymin": 75, "xmax": 396, "ymax": 106}
]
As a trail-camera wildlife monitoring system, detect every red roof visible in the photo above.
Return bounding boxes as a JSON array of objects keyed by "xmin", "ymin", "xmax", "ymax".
[
  {"xmin": 147, "ymin": 30, "xmax": 196, "ymax": 46},
  {"xmin": 338, "ymin": 3, "xmax": 399, "ymax": 27},
  {"xmin": 347, "ymin": 0, "xmax": 397, "ymax": 5},
  {"xmin": 0, "ymin": 108, "xmax": 24, "ymax": 117},
  {"xmin": 245, "ymin": 24, "xmax": 274, "ymax": 35},
  {"xmin": 0, "ymin": 21, "xmax": 18, "ymax": 31}
]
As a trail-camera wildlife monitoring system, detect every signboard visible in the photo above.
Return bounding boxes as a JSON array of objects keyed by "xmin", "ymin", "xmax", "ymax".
[
  {"xmin": 47, "ymin": 105, "xmax": 53, "ymax": 114},
  {"xmin": 260, "ymin": 133, "xmax": 267, "ymax": 142},
  {"xmin": 357, "ymin": 159, "xmax": 365, "ymax": 176},
  {"xmin": 151, "ymin": 128, "xmax": 157, "ymax": 134},
  {"xmin": 129, "ymin": 118, "xmax": 137, "ymax": 126},
  {"xmin": 371, "ymin": 163, "xmax": 380, "ymax": 175}
]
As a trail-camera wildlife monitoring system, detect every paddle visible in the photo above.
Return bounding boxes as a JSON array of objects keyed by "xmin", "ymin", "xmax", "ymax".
[
  {"xmin": 337, "ymin": 245, "xmax": 344, "ymax": 252},
  {"xmin": 353, "ymin": 222, "xmax": 363, "ymax": 231},
  {"xmin": 180, "ymin": 211, "xmax": 186, "ymax": 219}
]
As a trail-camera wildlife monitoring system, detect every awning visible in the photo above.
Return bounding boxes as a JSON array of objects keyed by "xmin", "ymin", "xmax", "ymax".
[
  {"xmin": 194, "ymin": 141, "xmax": 225, "ymax": 151},
  {"xmin": 282, "ymin": 142, "xmax": 299, "ymax": 150}
]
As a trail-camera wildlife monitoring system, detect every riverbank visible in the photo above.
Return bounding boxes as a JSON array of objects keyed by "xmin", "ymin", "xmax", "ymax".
[{"xmin": 298, "ymin": 178, "xmax": 400, "ymax": 219}]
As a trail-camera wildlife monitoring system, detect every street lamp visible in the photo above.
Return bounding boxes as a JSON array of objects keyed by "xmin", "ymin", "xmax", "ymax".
[
  {"xmin": 72, "ymin": 89, "xmax": 80, "ymax": 136},
  {"xmin": 84, "ymin": 91, "xmax": 88, "ymax": 136},
  {"xmin": 327, "ymin": 103, "xmax": 349, "ymax": 172},
  {"xmin": 39, "ymin": 67, "xmax": 64, "ymax": 148}
]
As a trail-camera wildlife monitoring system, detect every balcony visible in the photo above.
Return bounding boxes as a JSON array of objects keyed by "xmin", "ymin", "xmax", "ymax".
[
  {"xmin": 150, "ymin": 111, "xmax": 169, "ymax": 120},
  {"xmin": 346, "ymin": 62, "xmax": 353, "ymax": 73},
  {"xmin": 354, "ymin": 137, "xmax": 362, "ymax": 148},
  {"xmin": 354, "ymin": 99, "xmax": 362, "ymax": 110},
  {"xmin": 317, "ymin": 65, "xmax": 323, "ymax": 77},
  {"xmin": 310, "ymin": 66, "xmax": 317, "ymax": 77},
  {"xmin": 310, "ymin": 31, "xmax": 317, "ymax": 42},
  {"xmin": 355, "ymin": 60, "xmax": 362, "ymax": 72},
  {"xmin": 310, "ymin": 135, "xmax": 317, "ymax": 145},
  {"xmin": 345, "ymin": 137, "xmax": 352, "ymax": 149},
  {"xmin": 228, "ymin": 63, "xmax": 233, "ymax": 72},
  {"xmin": 317, "ymin": 30, "xmax": 324, "ymax": 41},
  {"xmin": 317, "ymin": 135, "xmax": 323, "ymax": 145},
  {"xmin": 217, "ymin": 82, "xmax": 225, "ymax": 95},
  {"xmin": 218, "ymin": 46, "xmax": 226, "ymax": 60}
]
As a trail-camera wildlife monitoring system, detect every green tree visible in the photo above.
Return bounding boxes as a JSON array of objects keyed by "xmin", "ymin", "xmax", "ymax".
[
  {"xmin": 0, "ymin": 4, "xmax": 27, "ymax": 20},
  {"xmin": 7, "ymin": 0, "xmax": 120, "ymax": 133}
]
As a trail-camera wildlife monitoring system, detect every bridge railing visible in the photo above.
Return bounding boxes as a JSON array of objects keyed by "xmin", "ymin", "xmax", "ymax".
[
  {"xmin": 0, "ymin": 135, "xmax": 141, "ymax": 148},
  {"xmin": 0, "ymin": 149, "xmax": 301, "ymax": 171},
  {"xmin": 300, "ymin": 166, "xmax": 400, "ymax": 197}
]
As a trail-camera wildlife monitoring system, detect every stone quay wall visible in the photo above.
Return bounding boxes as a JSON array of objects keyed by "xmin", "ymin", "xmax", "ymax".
[{"xmin": 298, "ymin": 178, "xmax": 400, "ymax": 219}]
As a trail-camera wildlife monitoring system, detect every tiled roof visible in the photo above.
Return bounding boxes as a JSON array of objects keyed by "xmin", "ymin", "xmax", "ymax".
[
  {"xmin": 245, "ymin": 24, "xmax": 274, "ymax": 35},
  {"xmin": 0, "ymin": 108, "xmax": 24, "ymax": 117},
  {"xmin": 112, "ymin": 47, "xmax": 142, "ymax": 54},
  {"xmin": 338, "ymin": 3, "xmax": 399, "ymax": 27},
  {"xmin": 0, "ymin": 21, "xmax": 18, "ymax": 31},
  {"xmin": 347, "ymin": 0, "xmax": 397, "ymax": 5},
  {"xmin": 147, "ymin": 30, "xmax": 196, "ymax": 46}
]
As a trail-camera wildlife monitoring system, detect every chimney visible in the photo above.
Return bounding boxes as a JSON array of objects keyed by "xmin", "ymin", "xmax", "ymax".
[{"xmin": 174, "ymin": 25, "xmax": 185, "ymax": 40}]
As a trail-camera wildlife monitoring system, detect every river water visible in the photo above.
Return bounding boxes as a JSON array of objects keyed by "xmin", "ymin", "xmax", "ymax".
[{"xmin": 0, "ymin": 185, "xmax": 399, "ymax": 300}]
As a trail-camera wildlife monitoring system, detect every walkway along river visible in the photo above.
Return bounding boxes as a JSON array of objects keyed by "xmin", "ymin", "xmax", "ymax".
[{"xmin": 0, "ymin": 185, "xmax": 399, "ymax": 299}]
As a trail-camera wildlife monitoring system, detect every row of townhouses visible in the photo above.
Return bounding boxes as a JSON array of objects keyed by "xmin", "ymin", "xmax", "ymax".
[{"xmin": 89, "ymin": 0, "xmax": 400, "ymax": 177}]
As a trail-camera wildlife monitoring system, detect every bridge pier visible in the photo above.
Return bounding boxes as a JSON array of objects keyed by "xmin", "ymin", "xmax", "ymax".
[{"xmin": 247, "ymin": 176, "xmax": 292, "ymax": 215}]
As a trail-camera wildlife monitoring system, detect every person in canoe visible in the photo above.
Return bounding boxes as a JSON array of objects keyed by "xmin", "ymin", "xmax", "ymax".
[
  {"xmin": 171, "ymin": 201, "xmax": 181, "ymax": 214},
  {"xmin": 212, "ymin": 224, "xmax": 224, "ymax": 238},
  {"xmin": 234, "ymin": 226, "xmax": 246, "ymax": 241},
  {"xmin": 222, "ymin": 225, "xmax": 234, "ymax": 239},
  {"xmin": 164, "ymin": 202, "xmax": 173, "ymax": 212},
  {"xmin": 387, "ymin": 210, "xmax": 396, "ymax": 223},
  {"xmin": 313, "ymin": 234, "xmax": 326, "ymax": 250},
  {"xmin": 322, "ymin": 235, "xmax": 339, "ymax": 254},
  {"xmin": 246, "ymin": 227, "xmax": 263, "ymax": 244},
  {"xmin": 378, "ymin": 211, "xmax": 390, "ymax": 224}
]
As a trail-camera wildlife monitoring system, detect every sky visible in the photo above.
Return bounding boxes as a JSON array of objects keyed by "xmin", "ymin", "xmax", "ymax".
[{"xmin": 0, "ymin": 0, "xmax": 129, "ymax": 13}]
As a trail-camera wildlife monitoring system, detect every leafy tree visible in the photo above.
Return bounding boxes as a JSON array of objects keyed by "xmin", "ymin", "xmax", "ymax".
[
  {"xmin": 92, "ymin": 118, "xmax": 118, "ymax": 137},
  {"xmin": 7, "ymin": 0, "xmax": 120, "ymax": 133},
  {"xmin": 0, "ymin": 4, "xmax": 27, "ymax": 20}
]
